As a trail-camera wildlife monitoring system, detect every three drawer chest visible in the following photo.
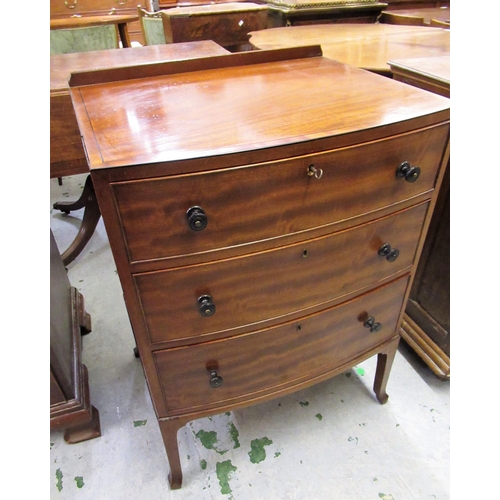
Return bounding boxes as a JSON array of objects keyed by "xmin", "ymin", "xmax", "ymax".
[{"xmin": 69, "ymin": 46, "xmax": 450, "ymax": 489}]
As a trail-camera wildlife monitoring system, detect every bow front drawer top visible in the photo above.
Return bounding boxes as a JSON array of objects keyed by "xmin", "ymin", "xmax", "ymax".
[{"xmin": 69, "ymin": 47, "xmax": 450, "ymax": 489}]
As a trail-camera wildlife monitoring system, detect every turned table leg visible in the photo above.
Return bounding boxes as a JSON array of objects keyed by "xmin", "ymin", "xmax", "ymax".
[
  {"xmin": 53, "ymin": 175, "xmax": 101, "ymax": 266},
  {"xmin": 158, "ymin": 418, "xmax": 186, "ymax": 490},
  {"xmin": 373, "ymin": 336, "xmax": 400, "ymax": 404}
]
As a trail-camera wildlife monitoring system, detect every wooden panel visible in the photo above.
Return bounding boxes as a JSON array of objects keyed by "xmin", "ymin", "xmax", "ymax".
[
  {"xmin": 50, "ymin": 94, "xmax": 89, "ymax": 178},
  {"xmin": 113, "ymin": 126, "xmax": 447, "ymax": 263},
  {"xmin": 162, "ymin": 4, "xmax": 269, "ymax": 47},
  {"xmin": 50, "ymin": 0, "xmax": 137, "ymax": 17},
  {"xmin": 154, "ymin": 276, "xmax": 408, "ymax": 413},
  {"xmin": 136, "ymin": 203, "xmax": 427, "ymax": 344}
]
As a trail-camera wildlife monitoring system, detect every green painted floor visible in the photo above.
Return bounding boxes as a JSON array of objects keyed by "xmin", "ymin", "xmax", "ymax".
[{"xmin": 49, "ymin": 174, "xmax": 450, "ymax": 500}]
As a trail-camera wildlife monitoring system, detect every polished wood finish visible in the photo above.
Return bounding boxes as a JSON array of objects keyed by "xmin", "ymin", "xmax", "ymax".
[
  {"xmin": 112, "ymin": 126, "xmax": 446, "ymax": 266},
  {"xmin": 384, "ymin": 0, "xmax": 449, "ymax": 7},
  {"xmin": 384, "ymin": 6, "xmax": 450, "ymax": 24},
  {"xmin": 429, "ymin": 18, "xmax": 449, "ymax": 28},
  {"xmin": 389, "ymin": 54, "xmax": 449, "ymax": 97},
  {"xmin": 379, "ymin": 11, "xmax": 425, "ymax": 25},
  {"xmin": 50, "ymin": 42, "xmax": 229, "ymax": 265},
  {"xmin": 388, "ymin": 55, "xmax": 449, "ymax": 379},
  {"xmin": 135, "ymin": 204, "xmax": 427, "ymax": 344},
  {"xmin": 249, "ymin": 24, "xmax": 450, "ymax": 75},
  {"xmin": 161, "ymin": 3, "xmax": 269, "ymax": 51},
  {"xmin": 50, "ymin": 231, "xmax": 101, "ymax": 443},
  {"xmin": 156, "ymin": 277, "xmax": 409, "ymax": 413},
  {"xmin": 69, "ymin": 47, "xmax": 450, "ymax": 488}
]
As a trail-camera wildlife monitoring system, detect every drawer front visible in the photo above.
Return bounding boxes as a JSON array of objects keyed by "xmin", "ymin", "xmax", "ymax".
[
  {"xmin": 136, "ymin": 203, "xmax": 427, "ymax": 344},
  {"xmin": 112, "ymin": 125, "xmax": 448, "ymax": 264},
  {"xmin": 50, "ymin": 0, "xmax": 135, "ymax": 16},
  {"xmin": 154, "ymin": 276, "xmax": 409, "ymax": 413}
]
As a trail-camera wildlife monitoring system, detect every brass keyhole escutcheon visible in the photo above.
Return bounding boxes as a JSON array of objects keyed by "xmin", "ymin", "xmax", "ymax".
[{"xmin": 307, "ymin": 164, "xmax": 323, "ymax": 179}]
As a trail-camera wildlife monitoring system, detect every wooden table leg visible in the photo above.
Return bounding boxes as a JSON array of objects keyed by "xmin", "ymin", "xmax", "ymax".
[
  {"xmin": 53, "ymin": 175, "xmax": 101, "ymax": 266},
  {"xmin": 158, "ymin": 417, "xmax": 187, "ymax": 489},
  {"xmin": 117, "ymin": 22, "xmax": 132, "ymax": 48},
  {"xmin": 373, "ymin": 335, "xmax": 400, "ymax": 404}
]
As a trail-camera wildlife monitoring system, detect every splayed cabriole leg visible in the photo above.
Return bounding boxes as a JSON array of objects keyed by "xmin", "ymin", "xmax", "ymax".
[
  {"xmin": 53, "ymin": 175, "xmax": 101, "ymax": 266},
  {"xmin": 374, "ymin": 335, "xmax": 400, "ymax": 404},
  {"xmin": 158, "ymin": 417, "xmax": 186, "ymax": 490}
]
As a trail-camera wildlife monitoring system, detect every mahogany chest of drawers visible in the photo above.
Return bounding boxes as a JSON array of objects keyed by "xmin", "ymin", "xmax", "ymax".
[{"xmin": 69, "ymin": 46, "xmax": 450, "ymax": 488}]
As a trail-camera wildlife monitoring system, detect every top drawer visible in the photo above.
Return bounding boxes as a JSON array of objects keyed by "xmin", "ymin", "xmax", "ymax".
[{"xmin": 112, "ymin": 125, "xmax": 448, "ymax": 264}]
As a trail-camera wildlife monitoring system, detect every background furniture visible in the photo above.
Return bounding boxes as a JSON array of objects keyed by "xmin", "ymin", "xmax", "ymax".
[
  {"xmin": 51, "ymin": 41, "xmax": 230, "ymax": 265},
  {"xmin": 249, "ymin": 23, "xmax": 449, "ymax": 75},
  {"xmin": 265, "ymin": 0, "xmax": 387, "ymax": 27},
  {"xmin": 50, "ymin": 0, "xmax": 145, "ymax": 45},
  {"xmin": 50, "ymin": 230, "xmax": 101, "ymax": 443},
  {"xmin": 50, "ymin": 24, "xmax": 119, "ymax": 54},
  {"xmin": 69, "ymin": 46, "xmax": 449, "ymax": 488},
  {"xmin": 138, "ymin": 6, "xmax": 166, "ymax": 45},
  {"xmin": 50, "ymin": 14, "xmax": 138, "ymax": 48},
  {"xmin": 160, "ymin": 2, "xmax": 269, "ymax": 51},
  {"xmin": 380, "ymin": 6, "xmax": 450, "ymax": 25},
  {"xmin": 379, "ymin": 11, "xmax": 425, "ymax": 24},
  {"xmin": 388, "ymin": 55, "xmax": 450, "ymax": 379}
]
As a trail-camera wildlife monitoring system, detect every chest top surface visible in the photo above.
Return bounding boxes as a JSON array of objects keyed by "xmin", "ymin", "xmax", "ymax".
[
  {"xmin": 50, "ymin": 41, "xmax": 230, "ymax": 95},
  {"xmin": 69, "ymin": 47, "xmax": 450, "ymax": 170}
]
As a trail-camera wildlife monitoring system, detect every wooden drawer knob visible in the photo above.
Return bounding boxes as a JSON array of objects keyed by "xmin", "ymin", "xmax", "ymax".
[
  {"xmin": 364, "ymin": 316, "xmax": 382, "ymax": 333},
  {"xmin": 186, "ymin": 206, "xmax": 208, "ymax": 231},
  {"xmin": 378, "ymin": 243, "xmax": 400, "ymax": 262},
  {"xmin": 198, "ymin": 295, "xmax": 216, "ymax": 317},
  {"xmin": 396, "ymin": 161, "xmax": 421, "ymax": 183},
  {"xmin": 209, "ymin": 370, "xmax": 223, "ymax": 388}
]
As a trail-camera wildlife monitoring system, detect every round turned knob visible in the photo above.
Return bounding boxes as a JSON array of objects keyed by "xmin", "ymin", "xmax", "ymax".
[
  {"xmin": 209, "ymin": 370, "xmax": 223, "ymax": 388},
  {"xmin": 198, "ymin": 295, "xmax": 216, "ymax": 317},
  {"xmin": 378, "ymin": 243, "xmax": 400, "ymax": 262},
  {"xmin": 396, "ymin": 161, "xmax": 421, "ymax": 183},
  {"xmin": 364, "ymin": 316, "xmax": 382, "ymax": 333},
  {"xmin": 186, "ymin": 206, "xmax": 208, "ymax": 231}
]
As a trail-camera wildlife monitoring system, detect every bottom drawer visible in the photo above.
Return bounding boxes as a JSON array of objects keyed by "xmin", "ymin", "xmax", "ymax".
[{"xmin": 155, "ymin": 276, "xmax": 409, "ymax": 414}]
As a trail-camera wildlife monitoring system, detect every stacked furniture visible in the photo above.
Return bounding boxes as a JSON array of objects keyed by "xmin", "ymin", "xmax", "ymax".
[
  {"xmin": 50, "ymin": 0, "xmax": 145, "ymax": 45},
  {"xmin": 68, "ymin": 46, "xmax": 450, "ymax": 488}
]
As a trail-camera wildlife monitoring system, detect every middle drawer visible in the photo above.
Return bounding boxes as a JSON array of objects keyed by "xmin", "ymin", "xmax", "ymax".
[{"xmin": 134, "ymin": 203, "xmax": 427, "ymax": 345}]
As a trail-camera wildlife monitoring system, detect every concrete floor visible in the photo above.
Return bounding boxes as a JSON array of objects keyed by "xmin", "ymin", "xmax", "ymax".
[{"xmin": 50, "ymin": 174, "xmax": 450, "ymax": 499}]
